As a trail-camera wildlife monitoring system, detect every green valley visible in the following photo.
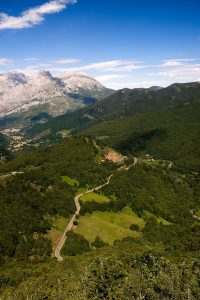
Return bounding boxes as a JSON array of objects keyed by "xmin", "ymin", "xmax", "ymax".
[
  {"xmin": 0, "ymin": 85, "xmax": 200, "ymax": 299},
  {"xmin": 1, "ymin": 1, "xmax": 200, "ymax": 298}
]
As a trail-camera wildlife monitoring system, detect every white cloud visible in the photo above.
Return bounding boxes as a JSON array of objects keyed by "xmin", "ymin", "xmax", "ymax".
[
  {"xmin": 105, "ymin": 80, "xmax": 164, "ymax": 90},
  {"xmin": 163, "ymin": 58, "xmax": 197, "ymax": 62},
  {"xmin": 67, "ymin": 60, "xmax": 144, "ymax": 72},
  {"xmin": 162, "ymin": 61, "xmax": 183, "ymax": 67},
  {"xmin": 53, "ymin": 58, "xmax": 80, "ymax": 64},
  {"xmin": 161, "ymin": 59, "xmax": 198, "ymax": 67},
  {"xmin": 37, "ymin": 63, "xmax": 54, "ymax": 68},
  {"xmin": 2, "ymin": 57, "xmax": 200, "ymax": 89},
  {"xmin": 11, "ymin": 66, "xmax": 40, "ymax": 76},
  {"xmin": 112, "ymin": 64, "xmax": 144, "ymax": 71},
  {"xmin": 0, "ymin": 58, "xmax": 145, "ymax": 77},
  {"xmin": 24, "ymin": 58, "xmax": 39, "ymax": 62},
  {"xmin": 95, "ymin": 74, "xmax": 128, "ymax": 82},
  {"xmin": 150, "ymin": 59, "xmax": 200, "ymax": 82},
  {"xmin": 0, "ymin": 0, "xmax": 77, "ymax": 30},
  {"xmin": 29, "ymin": 60, "xmax": 139, "ymax": 74},
  {"xmin": 0, "ymin": 58, "xmax": 12, "ymax": 65}
]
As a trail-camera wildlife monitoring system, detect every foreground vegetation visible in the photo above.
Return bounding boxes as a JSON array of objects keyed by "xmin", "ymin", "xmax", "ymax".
[
  {"xmin": 0, "ymin": 101, "xmax": 200, "ymax": 299},
  {"xmin": 0, "ymin": 137, "xmax": 114, "ymax": 265},
  {"xmin": 0, "ymin": 246, "xmax": 199, "ymax": 299}
]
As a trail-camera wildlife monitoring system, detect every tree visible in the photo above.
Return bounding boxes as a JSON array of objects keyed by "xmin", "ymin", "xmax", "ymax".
[
  {"xmin": 61, "ymin": 232, "xmax": 90, "ymax": 256},
  {"xmin": 83, "ymin": 257, "xmax": 127, "ymax": 300},
  {"xmin": 91, "ymin": 236, "xmax": 109, "ymax": 248},
  {"xmin": 130, "ymin": 224, "xmax": 140, "ymax": 231}
]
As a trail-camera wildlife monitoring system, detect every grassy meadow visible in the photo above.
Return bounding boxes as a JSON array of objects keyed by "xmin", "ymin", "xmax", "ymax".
[
  {"xmin": 62, "ymin": 175, "xmax": 79, "ymax": 187},
  {"xmin": 80, "ymin": 191, "xmax": 110, "ymax": 203},
  {"xmin": 75, "ymin": 207, "xmax": 144, "ymax": 245}
]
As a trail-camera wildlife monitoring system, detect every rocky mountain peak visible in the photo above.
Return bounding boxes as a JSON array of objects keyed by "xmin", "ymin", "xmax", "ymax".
[
  {"xmin": 0, "ymin": 70, "xmax": 113, "ymax": 119},
  {"xmin": 0, "ymin": 71, "xmax": 27, "ymax": 86},
  {"xmin": 37, "ymin": 70, "xmax": 53, "ymax": 80}
]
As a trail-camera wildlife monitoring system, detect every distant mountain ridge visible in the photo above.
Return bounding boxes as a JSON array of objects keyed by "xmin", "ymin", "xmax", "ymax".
[
  {"xmin": 27, "ymin": 81, "xmax": 200, "ymax": 138},
  {"xmin": 0, "ymin": 71, "xmax": 113, "ymax": 124}
]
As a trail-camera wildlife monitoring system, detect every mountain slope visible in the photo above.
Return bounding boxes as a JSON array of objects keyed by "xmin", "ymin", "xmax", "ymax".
[
  {"xmin": 0, "ymin": 133, "xmax": 11, "ymax": 161},
  {"xmin": 61, "ymin": 72, "xmax": 113, "ymax": 100},
  {"xmin": 0, "ymin": 136, "xmax": 199, "ymax": 299},
  {"xmin": 27, "ymin": 81, "xmax": 200, "ymax": 138},
  {"xmin": 81, "ymin": 103, "xmax": 200, "ymax": 171},
  {"xmin": 0, "ymin": 71, "xmax": 113, "ymax": 126}
]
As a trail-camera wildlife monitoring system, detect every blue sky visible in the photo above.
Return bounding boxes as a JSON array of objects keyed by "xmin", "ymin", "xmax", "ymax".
[{"xmin": 0, "ymin": 0, "xmax": 200, "ymax": 89}]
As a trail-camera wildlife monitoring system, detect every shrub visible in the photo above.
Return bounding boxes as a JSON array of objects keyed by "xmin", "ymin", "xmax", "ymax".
[
  {"xmin": 73, "ymin": 220, "xmax": 78, "ymax": 226},
  {"xmin": 91, "ymin": 236, "xmax": 109, "ymax": 248},
  {"xmin": 130, "ymin": 224, "xmax": 140, "ymax": 231},
  {"xmin": 61, "ymin": 232, "xmax": 90, "ymax": 256}
]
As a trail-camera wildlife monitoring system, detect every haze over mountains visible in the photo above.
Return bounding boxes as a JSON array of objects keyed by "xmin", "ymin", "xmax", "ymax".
[{"xmin": 0, "ymin": 71, "xmax": 113, "ymax": 120}]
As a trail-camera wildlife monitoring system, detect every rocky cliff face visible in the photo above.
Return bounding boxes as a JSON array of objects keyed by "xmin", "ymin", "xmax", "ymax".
[{"xmin": 0, "ymin": 71, "xmax": 113, "ymax": 118}]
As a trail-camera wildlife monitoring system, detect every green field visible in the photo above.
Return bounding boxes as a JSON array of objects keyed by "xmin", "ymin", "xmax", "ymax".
[
  {"xmin": 80, "ymin": 191, "xmax": 110, "ymax": 203},
  {"xmin": 62, "ymin": 175, "xmax": 79, "ymax": 187},
  {"xmin": 75, "ymin": 207, "xmax": 144, "ymax": 245}
]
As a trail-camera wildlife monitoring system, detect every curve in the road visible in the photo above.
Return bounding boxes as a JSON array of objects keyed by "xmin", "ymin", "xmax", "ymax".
[
  {"xmin": 54, "ymin": 158, "xmax": 137, "ymax": 262},
  {"xmin": 54, "ymin": 174, "xmax": 113, "ymax": 261}
]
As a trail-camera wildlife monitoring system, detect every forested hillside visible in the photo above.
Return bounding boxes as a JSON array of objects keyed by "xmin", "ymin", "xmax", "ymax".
[
  {"xmin": 0, "ymin": 137, "xmax": 114, "ymax": 264},
  {"xmin": 0, "ymin": 103, "xmax": 200, "ymax": 299},
  {"xmin": 0, "ymin": 133, "xmax": 199, "ymax": 298},
  {"xmin": 81, "ymin": 103, "xmax": 200, "ymax": 171},
  {"xmin": 2, "ymin": 0, "xmax": 200, "ymax": 297},
  {"xmin": 26, "ymin": 81, "xmax": 200, "ymax": 139},
  {"xmin": 0, "ymin": 137, "xmax": 114, "ymax": 186},
  {"xmin": 0, "ymin": 133, "xmax": 11, "ymax": 161}
]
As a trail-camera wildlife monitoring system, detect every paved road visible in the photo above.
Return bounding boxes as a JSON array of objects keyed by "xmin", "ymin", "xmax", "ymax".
[{"xmin": 54, "ymin": 158, "xmax": 137, "ymax": 261}]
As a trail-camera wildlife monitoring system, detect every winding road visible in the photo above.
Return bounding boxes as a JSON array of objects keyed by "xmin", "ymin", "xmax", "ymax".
[
  {"xmin": 54, "ymin": 174, "xmax": 114, "ymax": 261},
  {"xmin": 54, "ymin": 158, "xmax": 138, "ymax": 262}
]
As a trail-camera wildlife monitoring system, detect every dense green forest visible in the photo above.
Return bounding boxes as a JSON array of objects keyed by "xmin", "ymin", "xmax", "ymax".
[
  {"xmin": 0, "ymin": 135, "xmax": 199, "ymax": 298},
  {"xmin": 26, "ymin": 82, "xmax": 200, "ymax": 139},
  {"xmin": 0, "ymin": 169, "xmax": 75, "ymax": 263},
  {"xmin": 101, "ymin": 164, "xmax": 200, "ymax": 253},
  {"xmin": 25, "ymin": 84, "xmax": 200, "ymax": 173},
  {"xmin": 81, "ymin": 103, "xmax": 200, "ymax": 171},
  {"xmin": 0, "ymin": 133, "xmax": 12, "ymax": 160},
  {"xmin": 0, "ymin": 137, "xmax": 114, "ymax": 186},
  {"xmin": 0, "ymin": 98, "xmax": 200, "ymax": 298},
  {"xmin": 0, "ymin": 137, "xmax": 114, "ymax": 276}
]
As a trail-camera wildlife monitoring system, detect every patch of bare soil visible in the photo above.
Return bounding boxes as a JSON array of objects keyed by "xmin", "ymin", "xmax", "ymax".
[{"xmin": 105, "ymin": 150, "xmax": 126, "ymax": 164}]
